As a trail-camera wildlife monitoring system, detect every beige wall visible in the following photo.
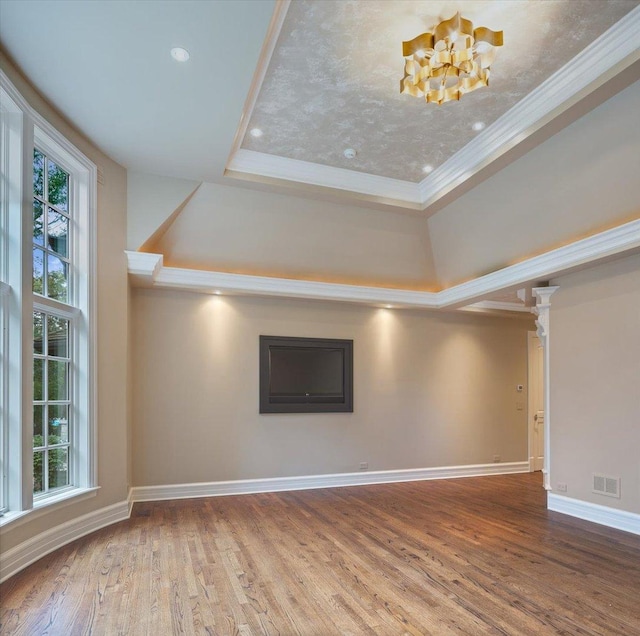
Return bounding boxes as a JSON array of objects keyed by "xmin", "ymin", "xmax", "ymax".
[
  {"xmin": 550, "ymin": 254, "xmax": 640, "ymax": 514},
  {"xmin": 153, "ymin": 182, "xmax": 438, "ymax": 290},
  {"xmin": 132, "ymin": 289, "xmax": 531, "ymax": 486},
  {"xmin": 127, "ymin": 170, "xmax": 199, "ymax": 250},
  {"xmin": 0, "ymin": 52, "xmax": 129, "ymax": 552},
  {"xmin": 428, "ymin": 79, "xmax": 640, "ymax": 287}
]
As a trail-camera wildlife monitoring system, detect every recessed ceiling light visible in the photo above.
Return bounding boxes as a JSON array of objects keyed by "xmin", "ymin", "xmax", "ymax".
[
  {"xmin": 422, "ymin": 164, "xmax": 434, "ymax": 174},
  {"xmin": 249, "ymin": 127, "xmax": 263, "ymax": 138},
  {"xmin": 170, "ymin": 47, "xmax": 190, "ymax": 62},
  {"xmin": 214, "ymin": 290, "xmax": 222, "ymax": 295},
  {"xmin": 385, "ymin": 304, "xmax": 393, "ymax": 309},
  {"xmin": 472, "ymin": 121, "xmax": 486, "ymax": 132},
  {"xmin": 343, "ymin": 148, "xmax": 357, "ymax": 159}
]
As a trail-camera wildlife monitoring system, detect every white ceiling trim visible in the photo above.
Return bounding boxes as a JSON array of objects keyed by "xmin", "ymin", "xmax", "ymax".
[
  {"xmin": 126, "ymin": 251, "xmax": 438, "ymax": 306},
  {"xmin": 419, "ymin": 4, "xmax": 640, "ymax": 210},
  {"xmin": 127, "ymin": 251, "xmax": 164, "ymax": 278},
  {"xmin": 226, "ymin": 149, "xmax": 421, "ymax": 204},
  {"xmin": 126, "ymin": 218, "xmax": 640, "ymax": 310},
  {"xmin": 226, "ymin": 7, "xmax": 640, "ymax": 212},
  {"xmin": 436, "ymin": 218, "xmax": 640, "ymax": 308},
  {"xmin": 225, "ymin": 0, "xmax": 291, "ymax": 169},
  {"xmin": 461, "ymin": 301, "xmax": 530, "ymax": 314}
]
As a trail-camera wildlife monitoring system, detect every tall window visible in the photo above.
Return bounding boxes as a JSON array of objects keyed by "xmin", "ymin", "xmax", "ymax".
[
  {"xmin": 0, "ymin": 71, "xmax": 96, "ymax": 523},
  {"xmin": 32, "ymin": 151, "xmax": 72, "ymax": 497}
]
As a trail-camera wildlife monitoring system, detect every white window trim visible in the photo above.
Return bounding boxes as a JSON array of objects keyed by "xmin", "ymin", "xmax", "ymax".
[{"xmin": 0, "ymin": 69, "xmax": 97, "ymax": 523}]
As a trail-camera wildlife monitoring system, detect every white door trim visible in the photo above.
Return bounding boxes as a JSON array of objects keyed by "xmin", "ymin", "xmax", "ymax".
[
  {"xmin": 532, "ymin": 286, "xmax": 559, "ymax": 490},
  {"xmin": 527, "ymin": 331, "xmax": 544, "ymax": 472}
]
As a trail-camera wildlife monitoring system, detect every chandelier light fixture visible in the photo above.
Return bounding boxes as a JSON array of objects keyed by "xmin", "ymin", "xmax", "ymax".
[{"xmin": 400, "ymin": 12, "xmax": 503, "ymax": 105}]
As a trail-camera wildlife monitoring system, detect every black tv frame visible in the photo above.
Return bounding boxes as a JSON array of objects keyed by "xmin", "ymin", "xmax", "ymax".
[{"xmin": 259, "ymin": 335, "xmax": 353, "ymax": 414}]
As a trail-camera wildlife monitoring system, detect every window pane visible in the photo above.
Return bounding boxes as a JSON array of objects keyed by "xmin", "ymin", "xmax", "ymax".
[
  {"xmin": 33, "ymin": 199, "xmax": 44, "ymax": 245},
  {"xmin": 48, "ymin": 360, "xmax": 68, "ymax": 401},
  {"xmin": 33, "ymin": 405, "xmax": 44, "ymax": 446},
  {"xmin": 33, "ymin": 247, "xmax": 45, "ymax": 295},
  {"xmin": 47, "ymin": 159, "xmax": 68, "ymax": 212},
  {"xmin": 33, "ymin": 451, "xmax": 44, "ymax": 494},
  {"xmin": 47, "ymin": 209, "xmax": 68, "ymax": 257},
  {"xmin": 34, "ymin": 358, "xmax": 44, "ymax": 401},
  {"xmin": 47, "ymin": 315, "xmax": 69, "ymax": 358},
  {"xmin": 48, "ymin": 447, "xmax": 69, "ymax": 490},
  {"xmin": 33, "ymin": 149, "xmax": 44, "ymax": 198},
  {"xmin": 47, "ymin": 254, "xmax": 68, "ymax": 302},
  {"xmin": 33, "ymin": 311, "xmax": 44, "ymax": 354},
  {"xmin": 48, "ymin": 405, "xmax": 69, "ymax": 444}
]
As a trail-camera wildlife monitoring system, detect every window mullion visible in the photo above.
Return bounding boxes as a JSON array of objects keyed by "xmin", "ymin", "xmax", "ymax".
[
  {"xmin": 17, "ymin": 106, "xmax": 35, "ymax": 512},
  {"xmin": 33, "ymin": 296, "xmax": 80, "ymax": 319}
]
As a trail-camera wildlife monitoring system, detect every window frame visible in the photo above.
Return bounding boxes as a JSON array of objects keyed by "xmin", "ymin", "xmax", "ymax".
[
  {"xmin": 32, "ymin": 309, "xmax": 74, "ymax": 498},
  {"xmin": 0, "ymin": 70, "xmax": 97, "ymax": 526}
]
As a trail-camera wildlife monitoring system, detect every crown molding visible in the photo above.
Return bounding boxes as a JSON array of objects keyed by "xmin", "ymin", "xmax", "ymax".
[
  {"xmin": 437, "ymin": 219, "xmax": 640, "ymax": 309},
  {"xmin": 225, "ymin": 0, "xmax": 291, "ymax": 167},
  {"xmin": 460, "ymin": 301, "xmax": 531, "ymax": 314},
  {"xmin": 126, "ymin": 219, "xmax": 640, "ymax": 310},
  {"xmin": 125, "ymin": 251, "xmax": 163, "ymax": 277},
  {"xmin": 154, "ymin": 266, "xmax": 440, "ymax": 307},
  {"xmin": 225, "ymin": 8, "xmax": 640, "ymax": 212},
  {"xmin": 227, "ymin": 149, "xmax": 421, "ymax": 205},
  {"xmin": 417, "ymin": 6, "xmax": 640, "ymax": 210}
]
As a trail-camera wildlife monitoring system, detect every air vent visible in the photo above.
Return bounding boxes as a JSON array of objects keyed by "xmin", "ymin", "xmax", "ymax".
[{"xmin": 592, "ymin": 474, "xmax": 620, "ymax": 498}]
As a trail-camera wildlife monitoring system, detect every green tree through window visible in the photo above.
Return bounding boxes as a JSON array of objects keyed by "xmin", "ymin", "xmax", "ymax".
[
  {"xmin": 32, "ymin": 148, "xmax": 72, "ymax": 496},
  {"xmin": 33, "ymin": 149, "xmax": 69, "ymax": 303}
]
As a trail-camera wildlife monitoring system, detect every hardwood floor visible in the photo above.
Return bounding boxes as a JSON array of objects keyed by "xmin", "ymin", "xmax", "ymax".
[{"xmin": 1, "ymin": 473, "xmax": 639, "ymax": 635}]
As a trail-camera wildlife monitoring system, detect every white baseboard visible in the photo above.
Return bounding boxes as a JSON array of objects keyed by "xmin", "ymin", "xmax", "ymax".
[
  {"xmin": 1, "ymin": 462, "xmax": 529, "ymax": 583},
  {"xmin": 130, "ymin": 461, "xmax": 529, "ymax": 503},
  {"xmin": 548, "ymin": 493, "xmax": 640, "ymax": 536},
  {"xmin": 0, "ymin": 500, "xmax": 130, "ymax": 583}
]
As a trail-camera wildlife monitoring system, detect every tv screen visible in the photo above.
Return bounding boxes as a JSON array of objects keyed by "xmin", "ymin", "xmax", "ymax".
[{"xmin": 259, "ymin": 336, "xmax": 353, "ymax": 413}]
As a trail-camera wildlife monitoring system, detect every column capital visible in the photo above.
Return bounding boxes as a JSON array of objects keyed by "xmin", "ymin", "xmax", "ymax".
[
  {"xmin": 532, "ymin": 286, "xmax": 559, "ymax": 345},
  {"xmin": 532, "ymin": 285, "xmax": 560, "ymax": 307}
]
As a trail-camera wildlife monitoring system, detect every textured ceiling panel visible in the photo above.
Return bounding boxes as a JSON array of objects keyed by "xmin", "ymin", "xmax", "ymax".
[{"xmin": 242, "ymin": 0, "xmax": 637, "ymax": 182}]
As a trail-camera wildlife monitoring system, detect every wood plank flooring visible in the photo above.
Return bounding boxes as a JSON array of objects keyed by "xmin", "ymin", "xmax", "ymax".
[{"xmin": 1, "ymin": 472, "xmax": 640, "ymax": 635}]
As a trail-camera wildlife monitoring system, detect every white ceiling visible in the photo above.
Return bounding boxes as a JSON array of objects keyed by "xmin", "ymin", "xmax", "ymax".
[
  {"xmin": 0, "ymin": 0, "xmax": 275, "ymax": 181},
  {"xmin": 1, "ymin": 0, "xmax": 638, "ymax": 214}
]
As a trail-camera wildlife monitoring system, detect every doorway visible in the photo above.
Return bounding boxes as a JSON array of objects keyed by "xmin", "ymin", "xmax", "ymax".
[{"xmin": 528, "ymin": 331, "xmax": 544, "ymax": 472}]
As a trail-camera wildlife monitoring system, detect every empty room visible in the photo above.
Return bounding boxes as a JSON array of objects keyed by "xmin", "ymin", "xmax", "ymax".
[{"xmin": 1, "ymin": 1, "xmax": 639, "ymax": 634}]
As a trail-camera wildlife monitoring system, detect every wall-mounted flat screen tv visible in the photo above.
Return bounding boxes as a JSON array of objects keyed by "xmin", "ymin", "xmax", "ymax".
[{"xmin": 259, "ymin": 336, "xmax": 353, "ymax": 413}]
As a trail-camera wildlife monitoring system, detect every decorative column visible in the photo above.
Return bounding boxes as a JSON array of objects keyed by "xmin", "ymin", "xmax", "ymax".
[{"xmin": 532, "ymin": 286, "xmax": 559, "ymax": 491}]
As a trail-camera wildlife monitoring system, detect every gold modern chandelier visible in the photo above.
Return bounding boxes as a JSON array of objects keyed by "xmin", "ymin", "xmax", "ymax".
[{"xmin": 400, "ymin": 12, "xmax": 503, "ymax": 105}]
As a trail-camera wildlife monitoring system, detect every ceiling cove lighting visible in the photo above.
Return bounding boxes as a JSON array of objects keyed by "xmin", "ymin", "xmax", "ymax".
[{"xmin": 400, "ymin": 12, "xmax": 503, "ymax": 105}]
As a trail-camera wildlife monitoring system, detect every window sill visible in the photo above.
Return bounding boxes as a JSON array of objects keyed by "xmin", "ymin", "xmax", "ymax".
[{"xmin": 0, "ymin": 486, "xmax": 100, "ymax": 533}]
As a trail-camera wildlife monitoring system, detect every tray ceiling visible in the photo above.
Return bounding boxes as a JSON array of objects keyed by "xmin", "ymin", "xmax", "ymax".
[
  {"xmin": 227, "ymin": 0, "xmax": 640, "ymax": 211},
  {"xmin": 1, "ymin": 0, "xmax": 637, "ymax": 215}
]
